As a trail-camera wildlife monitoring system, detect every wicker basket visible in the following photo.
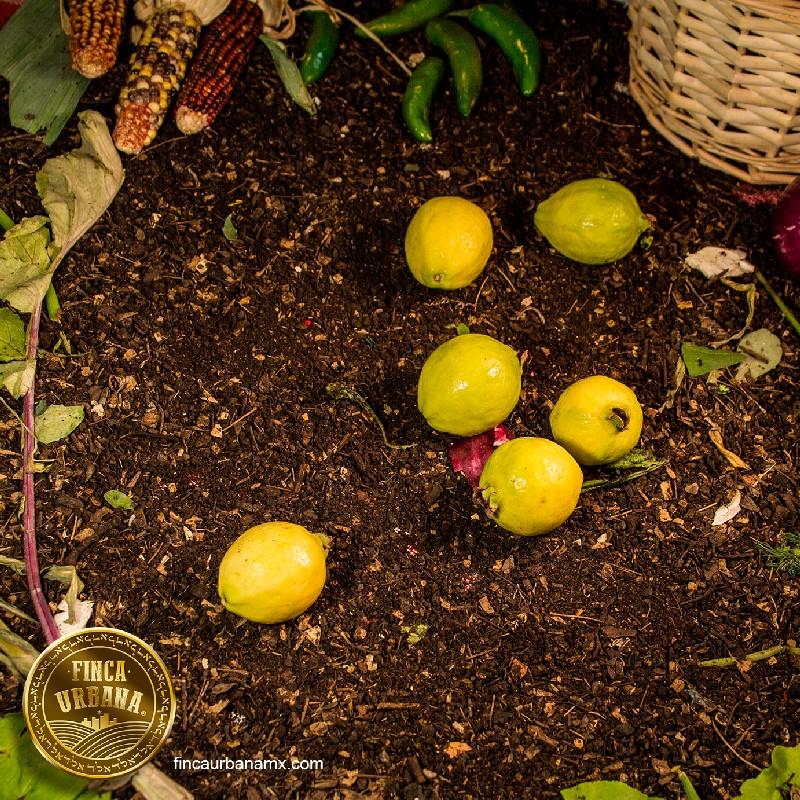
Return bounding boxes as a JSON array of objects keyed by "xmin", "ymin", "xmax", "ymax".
[{"xmin": 628, "ymin": 0, "xmax": 800, "ymax": 184}]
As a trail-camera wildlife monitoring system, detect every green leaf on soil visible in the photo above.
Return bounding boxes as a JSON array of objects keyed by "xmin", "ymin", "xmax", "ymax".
[
  {"xmin": 34, "ymin": 404, "xmax": 84, "ymax": 444},
  {"xmin": 222, "ymin": 214, "xmax": 238, "ymax": 242},
  {"xmin": 0, "ymin": 0, "xmax": 89, "ymax": 145},
  {"xmin": 456, "ymin": 323, "xmax": 470, "ymax": 336},
  {"xmin": 560, "ymin": 780, "xmax": 658, "ymax": 800},
  {"xmin": 734, "ymin": 744, "xmax": 800, "ymax": 800},
  {"xmin": 755, "ymin": 532, "xmax": 800, "ymax": 577},
  {"xmin": 0, "ymin": 359, "xmax": 35, "ymax": 399},
  {"xmin": 104, "ymin": 489, "xmax": 134, "ymax": 510},
  {"xmin": 36, "ymin": 111, "xmax": 124, "ymax": 256},
  {"xmin": 0, "ymin": 711, "xmax": 110, "ymax": 800},
  {"xmin": 0, "ymin": 309, "xmax": 26, "ymax": 362},
  {"xmin": 260, "ymin": 37, "xmax": 317, "ymax": 116},
  {"xmin": 0, "ymin": 621, "xmax": 38, "ymax": 679},
  {"xmin": 681, "ymin": 342, "xmax": 745, "ymax": 377},
  {"xmin": 0, "ymin": 216, "xmax": 57, "ymax": 313},
  {"xmin": 400, "ymin": 623, "xmax": 429, "ymax": 645},
  {"xmin": 734, "ymin": 328, "xmax": 782, "ymax": 382}
]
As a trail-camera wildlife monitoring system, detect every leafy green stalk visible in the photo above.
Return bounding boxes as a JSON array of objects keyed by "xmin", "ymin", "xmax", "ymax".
[{"xmin": 0, "ymin": 112, "xmax": 124, "ymax": 645}]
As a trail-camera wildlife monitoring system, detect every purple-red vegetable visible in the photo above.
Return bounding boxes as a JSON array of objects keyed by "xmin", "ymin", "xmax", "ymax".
[
  {"xmin": 449, "ymin": 424, "xmax": 512, "ymax": 488},
  {"xmin": 772, "ymin": 176, "xmax": 800, "ymax": 280}
]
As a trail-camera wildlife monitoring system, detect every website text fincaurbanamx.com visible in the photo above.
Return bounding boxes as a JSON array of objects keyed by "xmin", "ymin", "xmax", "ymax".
[{"xmin": 173, "ymin": 757, "xmax": 324, "ymax": 772}]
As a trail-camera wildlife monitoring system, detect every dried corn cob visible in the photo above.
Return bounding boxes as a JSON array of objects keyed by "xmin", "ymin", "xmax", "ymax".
[
  {"xmin": 113, "ymin": 0, "xmax": 229, "ymax": 154},
  {"xmin": 67, "ymin": 0, "xmax": 127, "ymax": 78},
  {"xmin": 174, "ymin": 0, "xmax": 262, "ymax": 135}
]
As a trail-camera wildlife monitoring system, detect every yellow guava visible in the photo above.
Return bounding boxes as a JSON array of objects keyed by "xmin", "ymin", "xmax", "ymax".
[
  {"xmin": 479, "ymin": 437, "xmax": 583, "ymax": 536},
  {"xmin": 549, "ymin": 375, "xmax": 643, "ymax": 466},
  {"xmin": 218, "ymin": 521, "xmax": 329, "ymax": 624},
  {"xmin": 405, "ymin": 196, "xmax": 493, "ymax": 289},
  {"xmin": 534, "ymin": 178, "xmax": 650, "ymax": 264},
  {"xmin": 417, "ymin": 333, "xmax": 521, "ymax": 437}
]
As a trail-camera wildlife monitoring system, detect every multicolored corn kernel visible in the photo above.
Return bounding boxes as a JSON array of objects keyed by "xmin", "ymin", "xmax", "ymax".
[
  {"xmin": 68, "ymin": 0, "xmax": 127, "ymax": 79},
  {"xmin": 174, "ymin": 0, "xmax": 262, "ymax": 134},
  {"xmin": 112, "ymin": 5, "xmax": 201, "ymax": 153}
]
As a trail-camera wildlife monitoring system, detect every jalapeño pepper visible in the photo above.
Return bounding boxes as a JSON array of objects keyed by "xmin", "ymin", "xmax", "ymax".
[
  {"xmin": 454, "ymin": 3, "xmax": 542, "ymax": 96},
  {"xmin": 424, "ymin": 18, "xmax": 482, "ymax": 118},
  {"xmin": 402, "ymin": 56, "xmax": 446, "ymax": 142},
  {"xmin": 300, "ymin": 10, "xmax": 340, "ymax": 84},
  {"xmin": 357, "ymin": 0, "xmax": 455, "ymax": 39}
]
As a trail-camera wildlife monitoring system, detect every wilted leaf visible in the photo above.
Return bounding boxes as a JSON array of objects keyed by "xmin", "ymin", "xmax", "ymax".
[
  {"xmin": 561, "ymin": 781, "xmax": 657, "ymax": 800},
  {"xmin": 0, "ymin": 620, "xmax": 38, "ymax": 678},
  {"xmin": 735, "ymin": 329, "xmax": 782, "ymax": 382},
  {"xmin": 260, "ymin": 37, "xmax": 317, "ymax": 116},
  {"xmin": 659, "ymin": 356, "xmax": 685, "ymax": 412},
  {"xmin": 444, "ymin": 741, "xmax": 472, "ymax": 758},
  {"xmin": 0, "ymin": 0, "xmax": 90, "ymax": 144},
  {"xmin": 686, "ymin": 247, "xmax": 754, "ymax": 279},
  {"xmin": 35, "ymin": 404, "xmax": 84, "ymax": 444},
  {"xmin": 222, "ymin": 214, "xmax": 238, "ymax": 242},
  {"xmin": 0, "ymin": 308, "xmax": 26, "ymax": 362},
  {"xmin": 0, "ymin": 217, "xmax": 56, "ymax": 313},
  {"xmin": 681, "ymin": 342, "xmax": 745, "ymax": 377},
  {"xmin": 53, "ymin": 568, "xmax": 92, "ymax": 636},
  {"xmin": 36, "ymin": 110, "xmax": 124, "ymax": 255},
  {"xmin": 0, "ymin": 359, "xmax": 35, "ymax": 398},
  {"xmin": 104, "ymin": 489, "xmax": 133, "ymax": 510},
  {"xmin": 712, "ymin": 490, "xmax": 742, "ymax": 526},
  {"xmin": 607, "ymin": 448, "xmax": 663, "ymax": 470},
  {"xmin": 708, "ymin": 429, "xmax": 750, "ymax": 470}
]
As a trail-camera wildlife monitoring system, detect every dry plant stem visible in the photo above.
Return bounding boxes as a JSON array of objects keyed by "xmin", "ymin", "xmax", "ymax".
[
  {"xmin": 330, "ymin": 7, "xmax": 412, "ymax": 77},
  {"xmin": 755, "ymin": 269, "xmax": 800, "ymax": 338},
  {"xmin": 23, "ymin": 302, "xmax": 59, "ymax": 645},
  {"xmin": 699, "ymin": 644, "xmax": 800, "ymax": 667}
]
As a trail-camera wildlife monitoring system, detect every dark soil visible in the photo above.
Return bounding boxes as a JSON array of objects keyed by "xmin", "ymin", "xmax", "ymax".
[{"xmin": 1, "ymin": 1, "xmax": 799, "ymax": 798}]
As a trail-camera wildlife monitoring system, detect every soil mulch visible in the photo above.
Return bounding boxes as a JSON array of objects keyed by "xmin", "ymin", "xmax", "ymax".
[{"xmin": 1, "ymin": 1, "xmax": 798, "ymax": 798}]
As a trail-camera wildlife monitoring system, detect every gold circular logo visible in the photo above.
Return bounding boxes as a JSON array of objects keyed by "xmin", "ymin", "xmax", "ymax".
[{"xmin": 23, "ymin": 627, "xmax": 175, "ymax": 779}]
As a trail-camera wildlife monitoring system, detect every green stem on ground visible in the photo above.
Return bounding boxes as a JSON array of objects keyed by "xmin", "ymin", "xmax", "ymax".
[
  {"xmin": 755, "ymin": 269, "xmax": 800, "ymax": 339},
  {"xmin": 44, "ymin": 284, "xmax": 61, "ymax": 322},
  {"xmin": 0, "ymin": 208, "xmax": 13, "ymax": 231},
  {"xmin": 699, "ymin": 644, "xmax": 800, "ymax": 667},
  {"xmin": 676, "ymin": 770, "xmax": 701, "ymax": 800}
]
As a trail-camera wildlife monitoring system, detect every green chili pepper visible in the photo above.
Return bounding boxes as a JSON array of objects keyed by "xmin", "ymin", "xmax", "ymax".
[
  {"xmin": 453, "ymin": 3, "xmax": 541, "ymax": 96},
  {"xmin": 424, "ymin": 18, "xmax": 482, "ymax": 118},
  {"xmin": 402, "ymin": 56, "xmax": 446, "ymax": 143},
  {"xmin": 300, "ymin": 10, "xmax": 340, "ymax": 84},
  {"xmin": 356, "ymin": 0, "xmax": 455, "ymax": 39}
]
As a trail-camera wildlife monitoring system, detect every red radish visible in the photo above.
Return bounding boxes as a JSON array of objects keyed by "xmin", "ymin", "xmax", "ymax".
[
  {"xmin": 772, "ymin": 177, "xmax": 800, "ymax": 280},
  {"xmin": 449, "ymin": 425, "xmax": 512, "ymax": 488}
]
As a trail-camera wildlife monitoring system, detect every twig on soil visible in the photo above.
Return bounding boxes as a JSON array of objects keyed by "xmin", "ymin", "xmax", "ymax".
[
  {"xmin": 699, "ymin": 644, "xmax": 800, "ymax": 667},
  {"xmin": 710, "ymin": 717, "xmax": 760, "ymax": 771},
  {"xmin": 326, "ymin": 383, "xmax": 414, "ymax": 450},
  {"xmin": 331, "ymin": 7, "xmax": 412, "ymax": 77}
]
